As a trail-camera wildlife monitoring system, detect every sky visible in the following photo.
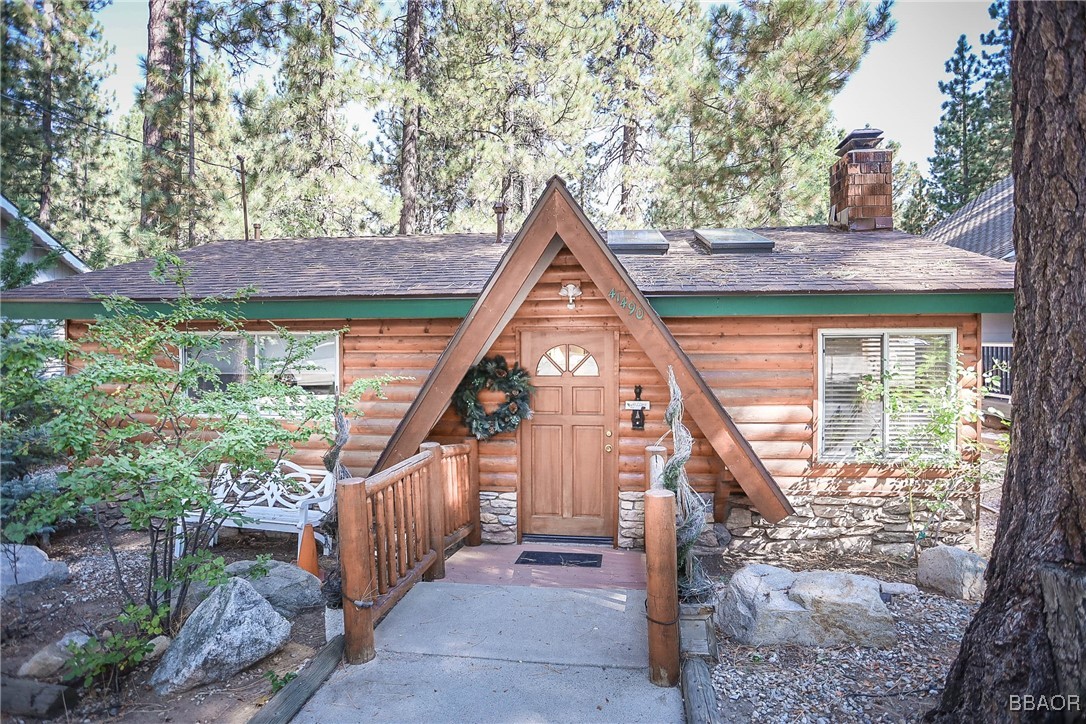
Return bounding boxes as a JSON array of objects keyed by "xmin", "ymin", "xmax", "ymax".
[{"xmin": 96, "ymin": 0, "xmax": 1001, "ymax": 172}]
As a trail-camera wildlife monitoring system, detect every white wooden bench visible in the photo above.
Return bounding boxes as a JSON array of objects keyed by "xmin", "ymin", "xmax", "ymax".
[{"xmin": 175, "ymin": 460, "xmax": 336, "ymax": 558}]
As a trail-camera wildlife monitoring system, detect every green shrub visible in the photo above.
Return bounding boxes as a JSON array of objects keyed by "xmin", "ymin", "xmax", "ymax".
[
  {"xmin": 0, "ymin": 472, "xmax": 77, "ymax": 545},
  {"xmin": 46, "ymin": 257, "xmax": 392, "ymax": 635}
]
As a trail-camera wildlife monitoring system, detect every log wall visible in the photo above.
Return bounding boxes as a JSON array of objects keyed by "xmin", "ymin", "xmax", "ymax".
[{"xmin": 65, "ymin": 246, "xmax": 981, "ymax": 511}]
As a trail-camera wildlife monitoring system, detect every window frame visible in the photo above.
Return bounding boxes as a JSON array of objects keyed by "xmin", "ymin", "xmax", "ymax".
[
  {"xmin": 816, "ymin": 327, "xmax": 958, "ymax": 463},
  {"xmin": 179, "ymin": 330, "xmax": 342, "ymax": 397}
]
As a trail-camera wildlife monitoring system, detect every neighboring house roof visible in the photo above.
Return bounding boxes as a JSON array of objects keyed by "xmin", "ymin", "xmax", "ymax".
[
  {"xmin": 926, "ymin": 176, "xmax": 1015, "ymax": 261},
  {"xmin": 376, "ymin": 177, "xmax": 794, "ymax": 523},
  {"xmin": 0, "ymin": 195, "xmax": 91, "ymax": 276},
  {"xmin": 4, "ymin": 223, "xmax": 1013, "ymax": 304}
]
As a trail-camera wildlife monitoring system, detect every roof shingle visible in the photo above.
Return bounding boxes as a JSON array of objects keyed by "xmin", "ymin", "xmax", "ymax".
[
  {"xmin": 5, "ymin": 225, "xmax": 1014, "ymax": 303},
  {"xmin": 925, "ymin": 176, "xmax": 1015, "ymax": 260}
]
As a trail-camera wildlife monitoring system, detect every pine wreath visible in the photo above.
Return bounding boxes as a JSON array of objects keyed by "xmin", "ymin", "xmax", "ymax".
[{"xmin": 454, "ymin": 356, "xmax": 534, "ymax": 440}]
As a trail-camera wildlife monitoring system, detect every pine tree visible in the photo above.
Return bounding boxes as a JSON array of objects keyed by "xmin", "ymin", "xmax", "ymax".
[
  {"xmin": 396, "ymin": 0, "xmax": 422, "ymax": 235},
  {"xmin": 139, "ymin": 0, "xmax": 188, "ymax": 247},
  {"xmin": 978, "ymin": 0, "xmax": 1012, "ymax": 184},
  {"xmin": 898, "ymin": 176, "xmax": 937, "ymax": 235},
  {"xmin": 588, "ymin": 0, "xmax": 702, "ymax": 227},
  {"xmin": 0, "ymin": 216, "xmax": 54, "ymax": 291},
  {"xmin": 1, "ymin": 0, "xmax": 114, "ymax": 264},
  {"xmin": 652, "ymin": 0, "xmax": 893, "ymax": 228},
  {"xmin": 405, "ymin": 0, "xmax": 607, "ymax": 232},
  {"xmin": 930, "ymin": 3, "xmax": 1085, "ymax": 718},
  {"xmin": 236, "ymin": 0, "xmax": 393, "ymax": 238},
  {"xmin": 928, "ymin": 35, "xmax": 987, "ymax": 216}
]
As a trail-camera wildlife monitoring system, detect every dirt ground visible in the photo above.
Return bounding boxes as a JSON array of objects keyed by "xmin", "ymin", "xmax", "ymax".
[
  {"xmin": 2, "ymin": 526, "xmax": 328, "ymax": 723},
  {"xmin": 4, "ymin": 435, "xmax": 1008, "ymax": 723}
]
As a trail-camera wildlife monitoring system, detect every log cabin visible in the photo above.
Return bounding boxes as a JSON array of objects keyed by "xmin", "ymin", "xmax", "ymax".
[{"xmin": 4, "ymin": 130, "xmax": 1015, "ymax": 555}]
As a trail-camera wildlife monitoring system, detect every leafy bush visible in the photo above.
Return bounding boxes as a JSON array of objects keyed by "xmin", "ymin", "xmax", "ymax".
[
  {"xmin": 64, "ymin": 605, "xmax": 162, "ymax": 690},
  {"xmin": 857, "ymin": 357, "xmax": 1009, "ymax": 556},
  {"xmin": 46, "ymin": 257, "xmax": 390, "ymax": 634}
]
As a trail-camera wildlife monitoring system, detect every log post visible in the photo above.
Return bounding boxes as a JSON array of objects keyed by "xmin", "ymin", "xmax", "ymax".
[
  {"xmin": 465, "ymin": 438, "xmax": 482, "ymax": 546},
  {"xmin": 645, "ymin": 444, "xmax": 666, "ymax": 490},
  {"xmin": 337, "ymin": 477, "xmax": 376, "ymax": 664},
  {"xmin": 645, "ymin": 488, "xmax": 680, "ymax": 687},
  {"xmin": 421, "ymin": 442, "xmax": 446, "ymax": 581}
]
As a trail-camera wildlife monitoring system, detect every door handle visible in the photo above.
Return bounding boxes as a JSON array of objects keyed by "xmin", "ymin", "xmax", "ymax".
[{"xmin": 604, "ymin": 444, "xmax": 613, "ymax": 453}]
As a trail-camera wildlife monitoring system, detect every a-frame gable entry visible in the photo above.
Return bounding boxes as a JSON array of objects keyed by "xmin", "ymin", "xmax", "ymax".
[{"xmin": 375, "ymin": 177, "xmax": 794, "ymax": 524}]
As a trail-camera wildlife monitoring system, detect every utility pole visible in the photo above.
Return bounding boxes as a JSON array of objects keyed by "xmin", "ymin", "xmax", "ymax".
[{"xmin": 237, "ymin": 154, "xmax": 249, "ymax": 241}]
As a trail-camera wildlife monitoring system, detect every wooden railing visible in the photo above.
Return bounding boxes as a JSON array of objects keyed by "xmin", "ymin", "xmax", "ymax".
[
  {"xmin": 338, "ymin": 439, "xmax": 480, "ymax": 664},
  {"xmin": 441, "ymin": 440, "xmax": 482, "ymax": 548}
]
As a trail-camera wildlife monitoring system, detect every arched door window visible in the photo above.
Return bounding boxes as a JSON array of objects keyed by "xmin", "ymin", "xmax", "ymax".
[{"xmin": 535, "ymin": 344, "xmax": 599, "ymax": 377}]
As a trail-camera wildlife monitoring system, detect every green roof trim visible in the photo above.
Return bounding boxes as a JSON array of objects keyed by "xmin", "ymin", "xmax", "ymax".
[
  {"xmin": 2, "ymin": 292, "xmax": 1013, "ymax": 321},
  {"xmin": 0, "ymin": 297, "xmax": 477, "ymax": 320},
  {"xmin": 648, "ymin": 292, "xmax": 1014, "ymax": 316}
]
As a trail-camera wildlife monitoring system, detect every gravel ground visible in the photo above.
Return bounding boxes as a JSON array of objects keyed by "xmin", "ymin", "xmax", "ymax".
[
  {"xmin": 706, "ymin": 561, "xmax": 980, "ymax": 723},
  {"xmin": 1, "ymin": 526, "xmax": 326, "ymax": 723},
  {"xmin": 704, "ymin": 433, "xmax": 1006, "ymax": 723}
]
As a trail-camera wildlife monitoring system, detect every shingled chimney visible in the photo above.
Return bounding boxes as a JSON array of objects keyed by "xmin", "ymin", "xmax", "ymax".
[{"xmin": 829, "ymin": 128, "xmax": 893, "ymax": 231}]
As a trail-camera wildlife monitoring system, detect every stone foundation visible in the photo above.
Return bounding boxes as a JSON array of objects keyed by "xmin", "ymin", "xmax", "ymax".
[
  {"xmin": 725, "ymin": 494, "xmax": 977, "ymax": 556},
  {"xmin": 479, "ymin": 491, "xmax": 517, "ymax": 544},
  {"xmin": 476, "ymin": 488, "xmax": 970, "ymax": 555},
  {"xmin": 619, "ymin": 491, "xmax": 717, "ymax": 550},
  {"xmin": 617, "ymin": 492, "xmax": 645, "ymax": 549}
]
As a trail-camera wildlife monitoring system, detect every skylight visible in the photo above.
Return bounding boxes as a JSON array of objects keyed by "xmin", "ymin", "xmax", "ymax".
[
  {"xmin": 693, "ymin": 228, "xmax": 776, "ymax": 253},
  {"xmin": 606, "ymin": 229, "xmax": 669, "ymax": 255}
]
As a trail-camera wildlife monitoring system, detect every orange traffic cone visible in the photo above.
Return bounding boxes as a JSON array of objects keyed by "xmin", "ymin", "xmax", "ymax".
[{"xmin": 297, "ymin": 524, "xmax": 320, "ymax": 577}]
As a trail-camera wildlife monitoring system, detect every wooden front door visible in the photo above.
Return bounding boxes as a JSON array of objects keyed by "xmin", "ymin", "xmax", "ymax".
[{"xmin": 521, "ymin": 330, "xmax": 616, "ymax": 538}]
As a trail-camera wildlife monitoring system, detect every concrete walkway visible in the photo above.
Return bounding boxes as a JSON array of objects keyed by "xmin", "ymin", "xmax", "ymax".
[{"xmin": 294, "ymin": 581, "xmax": 684, "ymax": 724}]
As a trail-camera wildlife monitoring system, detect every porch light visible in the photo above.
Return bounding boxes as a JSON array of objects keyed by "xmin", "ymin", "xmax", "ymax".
[{"xmin": 559, "ymin": 282, "xmax": 582, "ymax": 310}]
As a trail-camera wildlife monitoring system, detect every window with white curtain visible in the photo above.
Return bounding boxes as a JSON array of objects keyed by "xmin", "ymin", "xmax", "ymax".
[
  {"xmin": 819, "ymin": 330, "xmax": 955, "ymax": 462},
  {"xmin": 182, "ymin": 333, "xmax": 338, "ymax": 395}
]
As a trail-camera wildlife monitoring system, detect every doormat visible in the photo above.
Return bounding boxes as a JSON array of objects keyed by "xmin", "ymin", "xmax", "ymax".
[{"xmin": 514, "ymin": 551, "xmax": 603, "ymax": 568}]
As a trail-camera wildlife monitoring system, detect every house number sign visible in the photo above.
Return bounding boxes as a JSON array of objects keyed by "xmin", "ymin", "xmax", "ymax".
[{"xmin": 608, "ymin": 287, "xmax": 646, "ymax": 320}]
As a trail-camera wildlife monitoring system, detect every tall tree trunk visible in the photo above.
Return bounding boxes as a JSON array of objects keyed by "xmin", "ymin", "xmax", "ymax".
[
  {"xmin": 140, "ymin": 0, "xmax": 185, "ymax": 235},
  {"xmin": 38, "ymin": 0, "xmax": 55, "ymax": 225},
  {"xmin": 186, "ymin": 27, "xmax": 196, "ymax": 249},
  {"xmin": 960, "ymin": 73, "xmax": 970, "ymax": 206},
  {"xmin": 397, "ymin": 0, "xmax": 421, "ymax": 235},
  {"xmin": 928, "ymin": 3, "xmax": 1086, "ymax": 720},
  {"xmin": 687, "ymin": 123, "xmax": 696, "ymax": 227},
  {"xmin": 619, "ymin": 121, "xmax": 636, "ymax": 220},
  {"xmin": 766, "ymin": 137, "xmax": 783, "ymax": 222}
]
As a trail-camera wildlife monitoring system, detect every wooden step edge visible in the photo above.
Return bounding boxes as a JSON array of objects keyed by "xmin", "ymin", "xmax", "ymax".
[
  {"xmin": 248, "ymin": 634, "xmax": 345, "ymax": 724},
  {"xmin": 681, "ymin": 657, "xmax": 724, "ymax": 724}
]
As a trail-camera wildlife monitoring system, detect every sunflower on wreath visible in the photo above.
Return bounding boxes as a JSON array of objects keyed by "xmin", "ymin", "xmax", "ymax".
[{"xmin": 454, "ymin": 356, "xmax": 534, "ymax": 440}]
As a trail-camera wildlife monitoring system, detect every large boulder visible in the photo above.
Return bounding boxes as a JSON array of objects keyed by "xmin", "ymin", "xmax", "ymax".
[
  {"xmin": 184, "ymin": 559, "xmax": 323, "ymax": 619},
  {"xmin": 0, "ymin": 678, "xmax": 80, "ymax": 719},
  {"xmin": 1, "ymin": 544, "xmax": 69, "ymax": 601},
  {"xmin": 917, "ymin": 545, "xmax": 987, "ymax": 600},
  {"xmin": 150, "ymin": 578, "xmax": 291, "ymax": 695},
  {"xmin": 715, "ymin": 564, "xmax": 896, "ymax": 648},
  {"xmin": 17, "ymin": 631, "xmax": 91, "ymax": 679}
]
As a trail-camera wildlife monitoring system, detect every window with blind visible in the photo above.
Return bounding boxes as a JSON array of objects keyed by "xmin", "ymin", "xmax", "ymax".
[{"xmin": 820, "ymin": 331, "xmax": 955, "ymax": 462}]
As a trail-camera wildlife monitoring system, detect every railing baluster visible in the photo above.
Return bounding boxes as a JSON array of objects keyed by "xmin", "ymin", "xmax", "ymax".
[
  {"xmin": 405, "ymin": 472, "xmax": 418, "ymax": 568},
  {"xmin": 413, "ymin": 469, "xmax": 425, "ymax": 564},
  {"xmin": 396, "ymin": 474, "xmax": 408, "ymax": 578},
  {"xmin": 374, "ymin": 489, "xmax": 388, "ymax": 595},
  {"xmin": 385, "ymin": 482, "xmax": 397, "ymax": 588}
]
